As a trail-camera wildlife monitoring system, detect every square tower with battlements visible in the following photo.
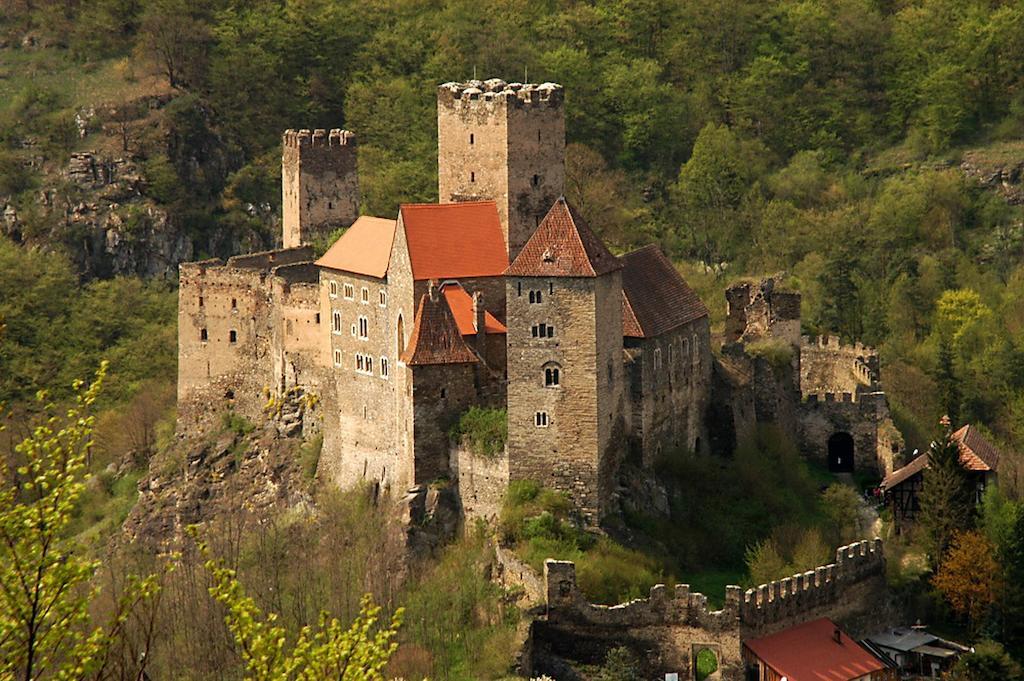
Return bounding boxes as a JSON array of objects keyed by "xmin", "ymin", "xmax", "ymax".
[
  {"xmin": 282, "ymin": 128, "xmax": 360, "ymax": 249},
  {"xmin": 437, "ymin": 79, "xmax": 565, "ymax": 263}
]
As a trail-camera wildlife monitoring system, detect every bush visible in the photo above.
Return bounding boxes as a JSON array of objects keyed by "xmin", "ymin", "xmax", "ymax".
[
  {"xmin": 450, "ymin": 406, "xmax": 507, "ymax": 457},
  {"xmin": 745, "ymin": 338, "xmax": 795, "ymax": 370},
  {"xmin": 221, "ymin": 411, "xmax": 254, "ymax": 437}
]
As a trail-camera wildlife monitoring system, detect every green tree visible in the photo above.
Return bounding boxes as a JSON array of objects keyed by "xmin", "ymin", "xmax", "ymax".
[
  {"xmin": 947, "ymin": 641, "xmax": 1022, "ymax": 681},
  {"xmin": 918, "ymin": 421, "xmax": 975, "ymax": 563},
  {"xmin": 0, "ymin": 363, "xmax": 159, "ymax": 680}
]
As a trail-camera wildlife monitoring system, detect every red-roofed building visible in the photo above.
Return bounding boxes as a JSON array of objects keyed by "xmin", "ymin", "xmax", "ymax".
[{"xmin": 743, "ymin": 618, "xmax": 898, "ymax": 681}]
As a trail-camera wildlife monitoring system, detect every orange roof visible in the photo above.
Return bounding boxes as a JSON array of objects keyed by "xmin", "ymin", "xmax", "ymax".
[
  {"xmin": 744, "ymin": 618, "xmax": 889, "ymax": 681},
  {"xmin": 315, "ymin": 216, "xmax": 396, "ymax": 278},
  {"xmin": 440, "ymin": 282, "xmax": 507, "ymax": 335},
  {"xmin": 952, "ymin": 424, "xmax": 1000, "ymax": 472},
  {"xmin": 621, "ymin": 245, "xmax": 708, "ymax": 338},
  {"xmin": 400, "ymin": 201, "xmax": 508, "ymax": 280},
  {"xmin": 506, "ymin": 197, "xmax": 621, "ymax": 278},
  {"xmin": 400, "ymin": 292, "xmax": 479, "ymax": 366}
]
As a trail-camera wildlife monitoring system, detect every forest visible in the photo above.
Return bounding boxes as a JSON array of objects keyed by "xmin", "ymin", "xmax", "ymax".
[{"xmin": 3, "ymin": 0, "xmax": 1024, "ymax": 678}]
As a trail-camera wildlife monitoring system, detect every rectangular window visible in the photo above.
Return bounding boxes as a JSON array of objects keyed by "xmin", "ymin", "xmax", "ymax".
[
  {"xmin": 379, "ymin": 290, "xmax": 387, "ymax": 307},
  {"xmin": 358, "ymin": 316, "xmax": 369, "ymax": 339},
  {"xmin": 315, "ymin": 313, "xmax": 320, "ymax": 324},
  {"xmin": 229, "ymin": 329, "xmax": 237, "ymax": 344},
  {"xmin": 329, "ymin": 280, "xmax": 338, "ymax": 298},
  {"xmin": 356, "ymin": 354, "xmax": 363, "ymax": 371},
  {"xmin": 381, "ymin": 357, "xmax": 389, "ymax": 378},
  {"xmin": 231, "ymin": 298, "xmax": 237, "ymax": 310},
  {"xmin": 361, "ymin": 287, "xmax": 369, "ymax": 304},
  {"xmin": 532, "ymin": 323, "xmax": 554, "ymax": 338},
  {"xmin": 198, "ymin": 296, "xmax": 204, "ymax": 308},
  {"xmin": 534, "ymin": 411, "xmax": 549, "ymax": 427},
  {"xmin": 654, "ymin": 348, "xmax": 662, "ymax": 371},
  {"xmin": 200, "ymin": 328, "xmax": 208, "ymax": 342},
  {"xmin": 332, "ymin": 311, "xmax": 342, "ymax": 334},
  {"xmin": 343, "ymin": 283, "xmax": 354, "ymax": 300},
  {"xmin": 333, "ymin": 349, "xmax": 342, "ymax": 366}
]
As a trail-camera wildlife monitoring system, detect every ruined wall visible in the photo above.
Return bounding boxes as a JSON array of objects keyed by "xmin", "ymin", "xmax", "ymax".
[
  {"xmin": 799, "ymin": 392, "xmax": 901, "ymax": 477},
  {"xmin": 177, "ymin": 247, "xmax": 315, "ymax": 430},
  {"xmin": 529, "ymin": 539, "xmax": 892, "ymax": 680},
  {"xmin": 437, "ymin": 80, "xmax": 564, "ymax": 262},
  {"xmin": 725, "ymin": 279, "xmax": 801, "ymax": 346},
  {"xmin": 800, "ymin": 335, "xmax": 878, "ymax": 396},
  {"xmin": 282, "ymin": 129, "xmax": 359, "ymax": 249},
  {"xmin": 506, "ymin": 273, "xmax": 625, "ymax": 524},
  {"xmin": 452, "ymin": 443, "xmax": 510, "ymax": 521},
  {"xmin": 626, "ymin": 317, "xmax": 713, "ymax": 464}
]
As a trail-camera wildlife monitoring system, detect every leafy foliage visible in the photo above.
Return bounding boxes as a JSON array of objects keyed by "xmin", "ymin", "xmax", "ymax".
[
  {"xmin": 450, "ymin": 407, "xmax": 507, "ymax": 458},
  {"xmin": 933, "ymin": 531, "xmax": 1002, "ymax": 634}
]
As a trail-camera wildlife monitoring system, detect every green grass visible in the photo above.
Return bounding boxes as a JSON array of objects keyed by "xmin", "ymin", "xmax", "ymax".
[{"xmin": 696, "ymin": 647, "xmax": 719, "ymax": 680}]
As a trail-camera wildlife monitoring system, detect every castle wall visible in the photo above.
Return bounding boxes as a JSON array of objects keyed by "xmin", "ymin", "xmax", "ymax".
[
  {"xmin": 282, "ymin": 129, "xmax": 359, "ymax": 249},
  {"xmin": 627, "ymin": 316, "xmax": 713, "ymax": 464},
  {"xmin": 798, "ymin": 392, "xmax": 901, "ymax": 477},
  {"xmin": 437, "ymin": 81, "xmax": 564, "ymax": 262},
  {"xmin": 799, "ymin": 335, "xmax": 878, "ymax": 396},
  {"xmin": 725, "ymin": 279, "xmax": 801, "ymax": 346},
  {"xmin": 410, "ymin": 363, "xmax": 478, "ymax": 483},
  {"xmin": 451, "ymin": 443, "xmax": 510, "ymax": 521},
  {"xmin": 529, "ymin": 539, "xmax": 893, "ymax": 680}
]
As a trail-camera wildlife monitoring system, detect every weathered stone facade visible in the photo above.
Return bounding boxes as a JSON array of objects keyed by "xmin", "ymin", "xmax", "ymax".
[
  {"xmin": 282, "ymin": 128, "xmax": 359, "ymax": 249},
  {"xmin": 437, "ymin": 80, "xmax": 565, "ymax": 262},
  {"xmin": 526, "ymin": 539, "xmax": 894, "ymax": 680}
]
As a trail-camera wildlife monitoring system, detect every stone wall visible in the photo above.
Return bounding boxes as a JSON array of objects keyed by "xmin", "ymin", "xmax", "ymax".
[
  {"xmin": 625, "ymin": 316, "xmax": 713, "ymax": 464},
  {"xmin": 725, "ymin": 278, "xmax": 801, "ymax": 346},
  {"xmin": 282, "ymin": 129, "xmax": 359, "ymax": 249},
  {"xmin": 452, "ymin": 443, "xmax": 510, "ymax": 521},
  {"xmin": 527, "ymin": 539, "xmax": 893, "ymax": 680},
  {"xmin": 410, "ymin": 363, "xmax": 478, "ymax": 483},
  {"xmin": 437, "ymin": 80, "xmax": 564, "ymax": 262},
  {"xmin": 798, "ymin": 392, "xmax": 901, "ymax": 476},
  {"xmin": 800, "ymin": 334, "xmax": 878, "ymax": 396}
]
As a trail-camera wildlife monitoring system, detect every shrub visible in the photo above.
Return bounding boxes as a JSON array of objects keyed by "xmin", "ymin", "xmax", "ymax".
[
  {"xmin": 449, "ymin": 406, "xmax": 507, "ymax": 457},
  {"xmin": 221, "ymin": 411, "xmax": 255, "ymax": 437},
  {"xmin": 299, "ymin": 434, "xmax": 323, "ymax": 481},
  {"xmin": 745, "ymin": 338, "xmax": 794, "ymax": 370}
]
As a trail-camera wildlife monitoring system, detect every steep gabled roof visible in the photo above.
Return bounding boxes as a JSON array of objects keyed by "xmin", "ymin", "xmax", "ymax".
[
  {"xmin": 314, "ymin": 216, "xmax": 396, "ymax": 278},
  {"xmin": 440, "ymin": 282, "xmax": 507, "ymax": 335},
  {"xmin": 621, "ymin": 245, "xmax": 708, "ymax": 338},
  {"xmin": 400, "ymin": 201, "xmax": 508, "ymax": 280},
  {"xmin": 400, "ymin": 291, "xmax": 479, "ymax": 366},
  {"xmin": 506, "ymin": 197, "xmax": 621, "ymax": 277},
  {"xmin": 952, "ymin": 424, "xmax": 1000, "ymax": 472},
  {"xmin": 744, "ymin": 618, "xmax": 890, "ymax": 681}
]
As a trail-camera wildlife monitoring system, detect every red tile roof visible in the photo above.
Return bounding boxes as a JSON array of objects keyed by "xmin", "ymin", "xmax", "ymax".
[
  {"xmin": 744, "ymin": 618, "xmax": 889, "ymax": 681},
  {"xmin": 882, "ymin": 453, "xmax": 928, "ymax": 490},
  {"xmin": 314, "ymin": 216, "xmax": 396, "ymax": 278},
  {"xmin": 506, "ymin": 197, "xmax": 622, "ymax": 277},
  {"xmin": 952, "ymin": 424, "xmax": 1000, "ymax": 472},
  {"xmin": 400, "ymin": 291, "xmax": 479, "ymax": 366},
  {"xmin": 440, "ymin": 282, "xmax": 507, "ymax": 336},
  {"xmin": 400, "ymin": 201, "xmax": 509, "ymax": 280},
  {"xmin": 621, "ymin": 245, "xmax": 708, "ymax": 338}
]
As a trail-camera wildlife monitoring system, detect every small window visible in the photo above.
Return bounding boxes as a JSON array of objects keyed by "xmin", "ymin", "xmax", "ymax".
[
  {"xmin": 231, "ymin": 298, "xmax": 237, "ymax": 310},
  {"xmin": 361, "ymin": 287, "xmax": 369, "ymax": 304},
  {"xmin": 344, "ymin": 283, "xmax": 354, "ymax": 300},
  {"xmin": 654, "ymin": 348, "xmax": 662, "ymax": 371},
  {"xmin": 315, "ymin": 313, "xmax": 320, "ymax": 324},
  {"xmin": 469, "ymin": 133, "xmax": 474, "ymax": 145},
  {"xmin": 517, "ymin": 281, "xmax": 522, "ymax": 296},
  {"xmin": 328, "ymin": 201, "xmax": 333, "ymax": 209},
  {"xmin": 358, "ymin": 316, "xmax": 369, "ymax": 339},
  {"xmin": 334, "ymin": 349, "xmax": 342, "ymax": 366},
  {"xmin": 470, "ymin": 171, "xmax": 475, "ymax": 183},
  {"xmin": 529, "ymin": 290, "xmax": 543, "ymax": 304},
  {"xmin": 200, "ymin": 328, "xmax": 208, "ymax": 342},
  {"xmin": 532, "ymin": 174, "xmax": 539, "ymax": 187},
  {"xmin": 229, "ymin": 329, "xmax": 237, "ymax": 344},
  {"xmin": 351, "ymin": 324, "xmax": 357, "ymax": 336},
  {"xmin": 379, "ymin": 290, "xmax": 387, "ymax": 307},
  {"xmin": 535, "ymin": 215, "xmax": 540, "ymax": 227},
  {"xmin": 329, "ymin": 281, "xmax": 338, "ymax": 298},
  {"xmin": 440, "ymin": 387, "xmax": 447, "ymax": 399},
  {"xmin": 381, "ymin": 357, "xmax": 389, "ymax": 378},
  {"xmin": 545, "ymin": 367, "xmax": 560, "ymax": 387},
  {"xmin": 332, "ymin": 311, "xmax": 342, "ymax": 334},
  {"xmin": 356, "ymin": 354, "xmax": 363, "ymax": 371},
  {"xmin": 537, "ymin": 129, "xmax": 541, "ymax": 142},
  {"xmin": 549, "ymin": 282, "xmax": 553, "ymax": 295},
  {"xmin": 535, "ymin": 411, "xmax": 549, "ymax": 427},
  {"xmin": 532, "ymin": 323, "xmax": 554, "ymax": 338},
  {"xmin": 198, "ymin": 296, "xmax": 204, "ymax": 308}
]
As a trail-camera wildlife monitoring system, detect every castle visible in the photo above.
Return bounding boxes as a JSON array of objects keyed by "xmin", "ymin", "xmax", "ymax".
[{"xmin": 177, "ymin": 78, "xmax": 899, "ymax": 524}]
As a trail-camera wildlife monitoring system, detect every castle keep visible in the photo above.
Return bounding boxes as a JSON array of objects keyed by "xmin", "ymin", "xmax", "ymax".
[{"xmin": 177, "ymin": 78, "xmax": 901, "ymax": 523}]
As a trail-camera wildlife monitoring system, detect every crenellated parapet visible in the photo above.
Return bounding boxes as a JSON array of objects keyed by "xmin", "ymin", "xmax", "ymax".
[
  {"xmin": 740, "ymin": 539, "xmax": 884, "ymax": 630},
  {"xmin": 438, "ymin": 80, "xmax": 564, "ymax": 109},
  {"xmin": 282, "ymin": 128, "xmax": 356, "ymax": 148}
]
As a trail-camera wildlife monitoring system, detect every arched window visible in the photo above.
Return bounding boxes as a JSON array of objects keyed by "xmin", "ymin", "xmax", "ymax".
[
  {"xmin": 544, "ymin": 362, "xmax": 561, "ymax": 387},
  {"xmin": 332, "ymin": 311, "xmax": 342, "ymax": 334}
]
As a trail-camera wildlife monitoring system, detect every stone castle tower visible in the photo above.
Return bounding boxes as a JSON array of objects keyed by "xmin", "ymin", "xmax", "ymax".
[
  {"xmin": 281, "ymin": 128, "xmax": 360, "ymax": 249},
  {"xmin": 505, "ymin": 198, "xmax": 626, "ymax": 523},
  {"xmin": 437, "ymin": 80, "xmax": 565, "ymax": 262}
]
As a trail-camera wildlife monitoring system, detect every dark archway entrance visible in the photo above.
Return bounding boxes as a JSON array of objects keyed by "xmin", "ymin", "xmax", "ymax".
[{"xmin": 828, "ymin": 432, "xmax": 855, "ymax": 473}]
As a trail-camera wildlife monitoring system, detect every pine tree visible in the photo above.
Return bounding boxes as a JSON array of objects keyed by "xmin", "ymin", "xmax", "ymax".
[{"xmin": 918, "ymin": 419, "xmax": 974, "ymax": 564}]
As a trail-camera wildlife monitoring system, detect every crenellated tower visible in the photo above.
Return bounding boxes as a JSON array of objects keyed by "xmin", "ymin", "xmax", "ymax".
[
  {"xmin": 282, "ymin": 128, "xmax": 359, "ymax": 249},
  {"xmin": 437, "ymin": 79, "xmax": 565, "ymax": 263}
]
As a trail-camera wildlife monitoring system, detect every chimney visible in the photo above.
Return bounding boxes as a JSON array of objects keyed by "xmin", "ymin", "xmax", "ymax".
[{"xmin": 473, "ymin": 291, "xmax": 486, "ymax": 349}]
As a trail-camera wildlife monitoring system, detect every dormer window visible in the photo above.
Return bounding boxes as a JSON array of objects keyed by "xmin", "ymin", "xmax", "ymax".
[{"xmin": 542, "ymin": 248, "xmax": 553, "ymax": 263}]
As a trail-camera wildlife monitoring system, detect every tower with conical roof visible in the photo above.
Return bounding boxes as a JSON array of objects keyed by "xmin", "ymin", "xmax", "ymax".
[{"xmin": 504, "ymin": 197, "xmax": 626, "ymax": 522}]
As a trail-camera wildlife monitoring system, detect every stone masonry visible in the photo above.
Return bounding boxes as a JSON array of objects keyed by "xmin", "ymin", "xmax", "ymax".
[{"xmin": 282, "ymin": 128, "xmax": 359, "ymax": 249}]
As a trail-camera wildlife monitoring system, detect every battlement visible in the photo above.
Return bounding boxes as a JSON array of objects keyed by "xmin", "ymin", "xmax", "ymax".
[
  {"xmin": 438, "ymin": 79, "xmax": 564, "ymax": 108},
  {"xmin": 801, "ymin": 335, "xmax": 877, "ymax": 358},
  {"xmin": 282, "ymin": 128, "xmax": 356, "ymax": 149},
  {"xmin": 740, "ymin": 539, "xmax": 884, "ymax": 629}
]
